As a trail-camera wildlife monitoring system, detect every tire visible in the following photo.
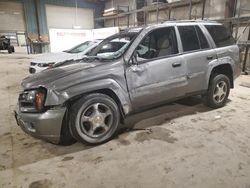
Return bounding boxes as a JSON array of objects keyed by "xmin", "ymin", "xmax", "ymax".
[
  {"xmin": 58, "ymin": 109, "xmax": 77, "ymax": 146},
  {"xmin": 8, "ymin": 47, "xmax": 12, "ymax": 54},
  {"xmin": 203, "ymin": 74, "xmax": 230, "ymax": 109},
  {"xmin": 11, "ymin": 46, "xmax": 15, "ymax": 53},
  {"xmin": 69, "ymin": 93, "xmax": 120, "ymax": 145}
]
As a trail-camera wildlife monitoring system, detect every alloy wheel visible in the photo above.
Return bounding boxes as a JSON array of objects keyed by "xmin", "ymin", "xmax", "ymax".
[{"xmin": 79, "ymin": 103, "xmax": 113, "ymax": 138}]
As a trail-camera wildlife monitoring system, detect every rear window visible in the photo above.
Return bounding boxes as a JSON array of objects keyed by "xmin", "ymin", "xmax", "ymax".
[{"xmin": 205, "ymin": 25, "xmax": 235, "ymax": 47}]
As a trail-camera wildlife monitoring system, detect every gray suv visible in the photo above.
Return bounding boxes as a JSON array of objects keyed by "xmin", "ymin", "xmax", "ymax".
[{"xmin": 14, "ymin": 21, "xmax": 241, "ymax": 145}]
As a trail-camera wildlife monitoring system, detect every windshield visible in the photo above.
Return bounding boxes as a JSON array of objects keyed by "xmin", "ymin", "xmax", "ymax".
[
  {"xmin": 65, "ymin": 41, "xmax": 97, "ymax": 54},
  {"xmin": 89, "ymin": 31, "xmax": 140, "ymax": 61}
]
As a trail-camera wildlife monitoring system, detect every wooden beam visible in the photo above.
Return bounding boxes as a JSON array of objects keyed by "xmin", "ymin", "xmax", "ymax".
[{"xmin": 95, "ymin": 0, "xmax": 201, "ymax": 21}]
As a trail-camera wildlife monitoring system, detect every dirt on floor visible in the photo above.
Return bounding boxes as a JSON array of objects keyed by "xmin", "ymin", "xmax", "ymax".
[{"xmin": 0, "ymin": 53, "xmax": 250, "ymax": 188}]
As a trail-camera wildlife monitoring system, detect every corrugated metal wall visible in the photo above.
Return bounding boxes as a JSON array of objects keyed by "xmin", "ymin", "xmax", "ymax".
[
  {"xmin": 46, "ymin": 4, "xmax": 94, "ymax": 29},
  {"xmin": 0, "ymin": 1, "xmax": 26, "ymax": 32},
  {"xmin": 21, "ymin": 0, "xmax": 104, "ymax": 34}
]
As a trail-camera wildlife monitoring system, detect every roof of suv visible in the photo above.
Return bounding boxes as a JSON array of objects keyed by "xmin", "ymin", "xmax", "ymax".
[
  {"xmin": 119, "ymin": 20, "xmax": 221, "ymax": 34},
  {"xmin": 162, "ymin": 20, "xmax": 221, "ymax": 26},
  {"xmin": 164, "ymin": 19, "xmax": 218, "ymax": 24}
]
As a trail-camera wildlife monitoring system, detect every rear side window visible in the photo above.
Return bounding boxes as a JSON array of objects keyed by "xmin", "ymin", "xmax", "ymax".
[
  {"xmin": 178, "ymin": 26, "xmax": 200, "ymax": 52},
  {"xmin": 195, "ymin": 26, "xmax": 209, "ymax": 49},
  {"xmin": 205, "ymin": 25, "xmax": 235, "ymax": 47}
]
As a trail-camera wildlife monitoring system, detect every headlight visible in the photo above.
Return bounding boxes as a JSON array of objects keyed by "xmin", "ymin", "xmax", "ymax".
[
  {"xmin": 37, "ymin": 63, "xmax": 48, "ymax": 67},
  {"xmin": 37, "ymin": 63, "xmax": 54, "ymax": 68},
  {"xmin": 19, "ymin": 88, "xmax": 47, "ymax": 113}
]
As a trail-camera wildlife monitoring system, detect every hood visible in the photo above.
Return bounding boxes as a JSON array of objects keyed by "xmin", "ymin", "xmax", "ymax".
[
  {"xmin": 32, "ymin": 52, "xmax": 78, "ymax": 64},
  {"xmin": 22, "ymin": 63, "xmax": 96, "ymax": 89}
]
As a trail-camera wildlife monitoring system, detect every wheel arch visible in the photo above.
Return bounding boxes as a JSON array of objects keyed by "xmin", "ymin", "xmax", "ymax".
[
  {"xmin": 207, "ymin": 63, "xmax": 234, "ymax": 89},
  {"xmin": 63, "ymin": 88, "xmax": 127, "ymax": 121}
]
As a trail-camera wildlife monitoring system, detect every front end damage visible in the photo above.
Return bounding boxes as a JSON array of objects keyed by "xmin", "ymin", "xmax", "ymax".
[{"xmin": 14, "ymin": 87, "xmax": 68, "ymax": 144}]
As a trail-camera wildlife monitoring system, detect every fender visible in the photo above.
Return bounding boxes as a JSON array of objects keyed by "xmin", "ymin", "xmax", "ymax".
[
  {"xmin": 206, "ymin": 56, "xmax": 234, "ymax": 86},
  {"xmin": 45, "ymin": 78, "xmax": 132, "ymax": 115}
]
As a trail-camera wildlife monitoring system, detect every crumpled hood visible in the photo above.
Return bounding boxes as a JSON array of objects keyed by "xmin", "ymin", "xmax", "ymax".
[
  {"xmin": 32, "ymin": 52, "xmax": 78, "ymax": 64},
  {"xmin": 22, "ymin": 63, "xmax": 96, "ymax": 89}
]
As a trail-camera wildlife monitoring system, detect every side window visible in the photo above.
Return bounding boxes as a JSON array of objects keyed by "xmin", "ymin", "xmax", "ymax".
[
  {"xmin": 98, "ymin": 41, "xmax": 126, "ymax": 53},
  {"xmin": 136, "ymin": 27, "xmax": 178, "ymax": 61},
  {"xmin": 178, "ymin": 26, "xmax": 200, "ymax": 52},
  {"xmin": 205, "ymin": 25, "xmax": 235, "ymax": 47},
  {"xmin": 195, "ymin": 26, "xmax": 209, "ymax": 49}
]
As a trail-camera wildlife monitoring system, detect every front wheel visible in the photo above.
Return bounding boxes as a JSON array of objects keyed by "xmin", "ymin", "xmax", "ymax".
[
  {"xmin": 11, "ymin": 46, "xmax": 15, "ymax": 53},
  {"xmin": 203, "ymin": 74, "xmax": 230, "ymax": 109},
  {"xmin": 69, "ymin": 93, "xmax": 120, "ymax": 145}
]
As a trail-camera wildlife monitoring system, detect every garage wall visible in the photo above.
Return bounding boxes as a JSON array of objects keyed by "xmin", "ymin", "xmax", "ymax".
[
  {"xmin": 20, "ymin": 0, "xmax": 104, "ymax": 53},
  {"xmin": 0, "ymin": 1, "xmax": 25, "ymax": 32},
  {"xmin": 46, "ymin": 5, "xmax": 94, "ymax": 29}
]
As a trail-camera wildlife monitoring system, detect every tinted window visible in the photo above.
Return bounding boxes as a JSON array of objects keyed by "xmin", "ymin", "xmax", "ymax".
[
  {"xmin": 195, "ymin": 26, "xmax": 209, "ymax": 49},
  {"xmin": 136, "ymin": 27, "xmax": 178, "ymax": 61},
  {"xmin": 205, "ymin": 25, "xmax": 235, "ymax": 47},
  {"xmin": 178, "ymin": 26, "xmax": 200, "ymax": 52}
]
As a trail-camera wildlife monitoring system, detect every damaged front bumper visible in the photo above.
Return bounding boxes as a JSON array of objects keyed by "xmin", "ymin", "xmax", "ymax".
[{"xmin": 14, "ymin": 106, "xmax": 66, "ymax": 144}]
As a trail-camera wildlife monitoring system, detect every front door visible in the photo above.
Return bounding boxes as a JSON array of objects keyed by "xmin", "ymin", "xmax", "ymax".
[{"xmin": 125, "ymin": 26, "xmax": 188, "ymax": 110}]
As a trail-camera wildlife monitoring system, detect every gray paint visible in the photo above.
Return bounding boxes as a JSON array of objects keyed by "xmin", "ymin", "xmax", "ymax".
[
  {"xmin": 15, "ymin": 107, "xmax": 66, "ymax": 144},
  {"xmin": 16, "ymin": 21, "xmax": 240, "ymax": 143}
]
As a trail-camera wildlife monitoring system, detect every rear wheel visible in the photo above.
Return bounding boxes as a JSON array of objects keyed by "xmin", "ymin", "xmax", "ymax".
[
  {"xmin": 203, "ymin": 74, "xmax": 230, "ymax": 108},
  {"xmin": 69, "ymin": 93, "xmax": 120, "ymax": 145},
  {"xmin": 8, "ymin": 46, "xmax": 12, "ymax": 53}
]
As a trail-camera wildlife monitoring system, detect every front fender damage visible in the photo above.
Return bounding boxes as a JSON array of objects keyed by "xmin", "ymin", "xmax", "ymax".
[{"xmin": 44, "ymin": 79, "xmax": 132, "ymax": 115}]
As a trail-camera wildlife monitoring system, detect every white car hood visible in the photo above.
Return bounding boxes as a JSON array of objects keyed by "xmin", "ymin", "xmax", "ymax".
[{"xmin": 32, "ymin": 52, "xmax": 78, "ymax": 64}]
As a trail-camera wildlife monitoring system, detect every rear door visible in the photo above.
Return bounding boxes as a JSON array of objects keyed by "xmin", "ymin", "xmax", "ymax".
[
  {"xmin": 177, "ymin": 25, "xmax": 217, "ymax": 94},
  {"xmin": 204, "ymin": 24, "xmax": 240, "ymax": 78},
  {"xmin": 125, "ymin": 26, "xmax": 188, "ymax": 110}
]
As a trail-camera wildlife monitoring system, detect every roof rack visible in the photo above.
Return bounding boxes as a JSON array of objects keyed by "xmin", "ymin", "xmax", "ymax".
[{"xmin": 163, "ymin": 19, "xmax": 218, "ymax": 24}]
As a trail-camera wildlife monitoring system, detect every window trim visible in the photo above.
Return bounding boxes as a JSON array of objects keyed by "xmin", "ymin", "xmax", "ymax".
[
  {"xmin": 194, "ymin": 25, "xmax": 210, "ymax": 50},
  {"xmin": 130, "ymin": 26, "xmax": 180, "ymax": 65}
]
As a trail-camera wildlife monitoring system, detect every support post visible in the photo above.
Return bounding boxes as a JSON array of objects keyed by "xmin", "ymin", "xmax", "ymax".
[
  {"xmin": 201, "ymin": 0, "xmax": 206, "ymax": 20},
  {"xmin": 157, "ymin": 0, "xmax": 159, "ymax": 23},
  {"xmin": 242, "ymin": 29, "xmax": 250, "ymax": 73},
  {"xmin": 189, "ymin": 0, "xmax": 192, "ymax": 19}
]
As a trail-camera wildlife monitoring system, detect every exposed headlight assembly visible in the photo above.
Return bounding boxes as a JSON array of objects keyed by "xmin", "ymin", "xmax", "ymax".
[{"xmin": 19, "ymin": 88, "xmax": 47, "ymax": 113}]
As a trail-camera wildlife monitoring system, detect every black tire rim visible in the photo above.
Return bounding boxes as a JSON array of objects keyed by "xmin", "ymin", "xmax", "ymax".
[
  {"xmin": 79, "ymin": 103, "xmax": 113, "ymax": 138},
  {"xmin": 213, "ymin": 80, "xmax": 227, "ymax": 103}
]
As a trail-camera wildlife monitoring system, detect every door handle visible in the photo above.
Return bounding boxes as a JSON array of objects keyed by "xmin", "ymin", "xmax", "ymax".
[
  {"xmin": 206, "ymin": 55, "xmax": 214, "ymax": 60},
  {"xmin": 172, "ymin": 62, "xmax": 181, "ymax": 68}
]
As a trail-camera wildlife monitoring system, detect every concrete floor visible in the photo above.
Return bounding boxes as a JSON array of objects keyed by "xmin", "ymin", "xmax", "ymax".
[{"xmin": 1, "ymin": 52, "xmax": 250, "ymax": 188}]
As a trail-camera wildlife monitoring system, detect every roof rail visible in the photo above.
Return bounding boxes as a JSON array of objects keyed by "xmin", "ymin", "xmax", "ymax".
[{"xmin": 163, "ymin": 19, "xmax": 218, "ymax": 24}]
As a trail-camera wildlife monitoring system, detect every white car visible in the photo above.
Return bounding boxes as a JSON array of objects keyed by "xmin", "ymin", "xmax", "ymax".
[
  {"xmin": 50, "ymin": 39, "xmax": 131, "ymax": 68},
  {"xmin": 29, "ymin": 40, "xmax": 101, "ymax": 74}
]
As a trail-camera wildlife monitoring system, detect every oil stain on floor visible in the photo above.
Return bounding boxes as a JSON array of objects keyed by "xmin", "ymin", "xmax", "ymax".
[
  {"xmin": 29, "ymin": 179, "xmax": 53, "ymax": 188},
  {"xmin": 135, "ymin": 127, "xmax": 178, "ymax": 143}
]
